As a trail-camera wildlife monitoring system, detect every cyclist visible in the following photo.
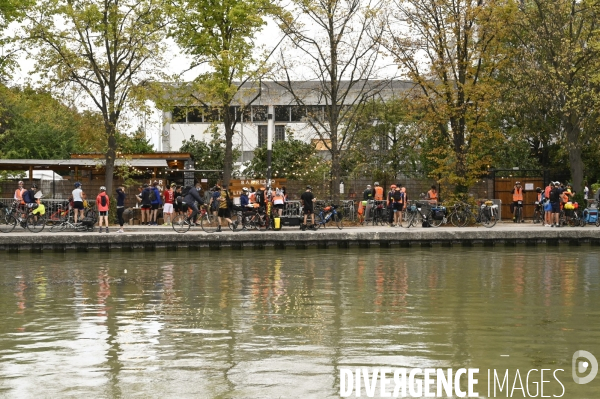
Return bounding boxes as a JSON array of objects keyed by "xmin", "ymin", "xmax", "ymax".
[
  {"xmin": 216, "ymin": 185, "xmax": 234, "ymax": 232},
  {"xmin": 550, "ymin": 182, "xmax": 561, "ymax": 227},
  {"xmin": 183, "ymin": 182, "xmax": 204, "ymax": 226},
  {"xmin": 96, "ymin": 186, "xmax": 110, "ymax": 233},
  {"xmin": 13, "ymin": 180, "xmax": 26, "ymax": 214},
  {"xmin": 72, "ymin": 182, "xmax": 85, "ymax": 224},
  {"xmin": 300, "ymin": 185, "xmax": 316, "ymax": 231},
  {"xmin": 426, "ymin": 185, "xmax": 438, "ymax": 205},
  {"xmin": 373, "ymin": 182, "xmax": 384, "ymax": 201},
  {"xmin": 272, "ymin": 188, "xmax": 285, "ymax": 217},
  {"xmin": 511, "ymin": 181, "xmax": 524, "ymax": 223},
  {"xmin": 21, "ymin": 184, "xmax": 38, "ymax": 209},
  {"xmin": 392, "ymin": 184, "xmax": 404, "ymax": 227},
  {"xmin": 387, "ymin": 184, "xmax": 397, "ymax": 225}
]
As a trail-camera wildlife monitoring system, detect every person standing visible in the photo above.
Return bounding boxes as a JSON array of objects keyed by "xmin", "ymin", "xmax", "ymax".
[
  {"xmin": 300, "ymin": 185, "xmax": 316, "ymax": 231},
  {"xmin": 373, "ymin": 182, "xmax": 384, "ymax": 201},
  {"xmin": 511, "ymin": 181, "xmax": 524, "ymax": 223},
  {"xmin": 387, "ymin": 184, "xmax": 396, "ymax": 225},
  {"xmin": 162, "ymin": 183, "xmax": 175, "ymax": 225},
  {"xmin": 426, "ymin": 185, "xmax": 438, "ymax": 204},
  {"xmin": 72, "ymin": 182, "xmax": 85, "ymax": 224},
  {"xmin": 150, "ymin": 181, "xmax": 162, "ymax": 225},
  {"xmin": 544, "ymin": 181, "xmax": 553, "ymax": 226},
  {"xmin": 96, "ymin": 186, "xmax": 110, "ymax": 233},
  {"xmin": 392, "ymin": 185, "xmax": 404, "ymax": 227},
  {"xmin": 216, "ymin": 185, "xmax": 234, "ymax": 232},
  {"xmin": 14, "ymin": 180, "xmax": 25, "ymax": 206},
  {"xmin": 116, "ymin": 186, "xmax": 126, "ymax": 233},
  {"xmin": 272, "ymin": 188, "xmax": 285, "ymax": 217},
  {"xmin": 140, "ymin": 183, "xmax": 152, "ymax": 225},
  {"xmin": 549, "ymin": 181, "xmax": 561, "ymax": 227},
  {"xmin": 584, "ymin": 181, "xmax": 589, "ymax": 201}
]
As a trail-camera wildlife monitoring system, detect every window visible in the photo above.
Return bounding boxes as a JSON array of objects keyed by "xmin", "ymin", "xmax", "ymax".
[
  {"xmin": 275, "ymin": 125, "xmax": 285, "ymax": 141},
  {"xmin": 187, "ymin": 107, "xmax": 203, "ymax": 122},
  {"xmin": 275, "ymin": 106, "xmax": 290, "ymax": 122},
  {"xmin": 257, "ymin": 125, "xmax": 286, "ymax": 147},
  {"xmin": 172, "ymin": 107, "xmax": 187, "ymax": 123},
  {"xmin": 306, "ymin": 105, "xmax": 324, "ymax": 122},
  {"xmin": 203, "ymin": 106, "xmax": 220, "ymax": 122},
  {"xmin": 252, "ymin": 105, "xmax": 267, "ymax": 122},
  {"xmin": 290, "ymin": 105, "xmax": 305, "ymax": 122}
]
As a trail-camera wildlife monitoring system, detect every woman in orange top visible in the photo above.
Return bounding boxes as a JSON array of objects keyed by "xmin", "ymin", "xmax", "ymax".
[
  {"xmin": 426, "ymin": 185, "xmax": 438, "ymax": 204},
  {"xmin": 96, "ymin": 186, "xmax": 110, "ymax": 233}
]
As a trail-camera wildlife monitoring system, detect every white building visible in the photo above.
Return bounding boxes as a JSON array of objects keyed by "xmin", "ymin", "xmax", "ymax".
[{"xmin": 160, "ymin": 80, "xmax": 414, "ymax": 163}]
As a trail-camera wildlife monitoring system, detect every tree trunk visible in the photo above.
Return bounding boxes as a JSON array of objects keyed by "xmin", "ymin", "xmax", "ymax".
[
  {"xmin": 331, "ymin": 150, "xmax": 341, "ymax": 204},
  {"xmin": 565, "ymin": 111, "xmax": 584, "ymax": 194},
  {"xmin": 222, "ymin": 119, "xmax": 234, "ymax": 188},
  {"xmin": 104, "ymin": 127, "xmax": 117, "ymax": 195}
]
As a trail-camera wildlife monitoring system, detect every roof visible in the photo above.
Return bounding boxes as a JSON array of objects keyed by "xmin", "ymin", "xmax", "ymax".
[
  {"xmin": 158, "ymin": 80, "xmax": 417, "ymax": 107},
  {"xmin": 0, "ymin": 159, "xmax": 168, "ymax": 170}
]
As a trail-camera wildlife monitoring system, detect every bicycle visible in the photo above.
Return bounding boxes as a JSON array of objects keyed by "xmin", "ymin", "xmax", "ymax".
[
  {"xmin": 402, "ymin": 202, "xmax": 428, "ymax": 228},
  {"xmin": 532, "ymin": 201, "xmax": 544, "ymax": 224},
  {"xmin": 513, "ymin": 201, "xmax": 524, "ymax": 223},
  {"xmin": 0, "ymin": 200, "xmax": 47, "ymax": 233},
  {"xmin": 314, "ymin": 204, "xmax": 343, "ymax": 229},
  {"xmin": 372, "ymin": 201, "xmax": 388, "ymax": 226},
  {"xmin": 50, "ymin": 211, "xmax": 95, "ymax": 232},
  {"xmin": 233, "ymin": 205, "xmax": 269, "ymax": 231}
]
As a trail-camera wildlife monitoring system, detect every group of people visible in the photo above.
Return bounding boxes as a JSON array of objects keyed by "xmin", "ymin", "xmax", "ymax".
[
  {"xmin": 539, "ymin": 181, "xmax": 578, "ymax": 227},
  {"xmin": 359, "ymin": 182, "xmax": 438, "ymax": 227}
]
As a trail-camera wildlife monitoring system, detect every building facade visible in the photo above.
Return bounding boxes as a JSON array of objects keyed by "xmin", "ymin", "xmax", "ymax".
[{"xmin": 160, "ymin": 80, "xmax": 414, "ymax": 164}]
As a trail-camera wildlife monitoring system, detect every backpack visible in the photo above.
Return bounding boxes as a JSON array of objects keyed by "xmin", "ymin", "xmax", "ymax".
[
  {"xmin": 149, "ymin": 189, "xmax": 156, "ymax": 201},
  {"xmin": 255, "ymin": 190, "xmax": 264, "ymax": 205},
  {"xmin": 100, "ymin": 194, "xmax": 107, "ymax": 207},
  {"xmin": 181, "ymin": 186, "xmax": 191, "ymax": 198}
]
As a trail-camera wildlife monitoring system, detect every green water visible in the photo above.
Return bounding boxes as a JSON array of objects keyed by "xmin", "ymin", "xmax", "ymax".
[{"xmin": 1, "ymin": 248, "xmax": 600, "ymax": 398}]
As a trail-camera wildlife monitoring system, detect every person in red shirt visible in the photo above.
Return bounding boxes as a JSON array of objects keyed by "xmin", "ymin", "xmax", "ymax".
[
  {"xmin": 96, "ymin": 186, "xmax": 110, "ymax": 233},
  {"xmin": 163, "ymin": 183, "xmax": 175, "ymax": 225}
]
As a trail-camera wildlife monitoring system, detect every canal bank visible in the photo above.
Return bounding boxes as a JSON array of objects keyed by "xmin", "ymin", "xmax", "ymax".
[{"xmin": 2, "ymin": 224, "xmax": 600, "ymax": 252}]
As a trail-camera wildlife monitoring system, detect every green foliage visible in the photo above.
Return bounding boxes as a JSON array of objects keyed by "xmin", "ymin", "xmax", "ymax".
[
  {"xmin": 179, "ymin": 127, "xmax": 240, "ymax": 186},
  {"xmin": 116, "ymin": 127, "xmax": 154, "ymax": 154},
  {"xmin": 0, "ymin": 85, "xmax": 80, "ymax": 159},
  {"xmin": 24, "ymin": 0, "xmax": 169, "ymax": 193},
  {"xmin": 167, "ymin": 0, "xmax": 279, "ymax": 185},
  {"xmin": 242, "ymin": 132, "xmax": 320, "ymax": 179}
]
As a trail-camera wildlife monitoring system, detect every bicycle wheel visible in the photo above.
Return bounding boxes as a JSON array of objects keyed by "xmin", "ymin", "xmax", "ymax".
[
  {"xmin": 532, "ymin": 209, "xmax": 542, "ymax": 224},
  {"xmin": 228, "ymin": 212, "xmax": 242, "ymax": 232},
  {"xmin": 200, "ymin": 212, "xmax": 219, "ymax": 233},
  {"xmin": 26, "ymin": 213, "xmax": 46, "ymax": 233},
  {"xmin": 172, "ymin": 214, "xmax": 191, "ymax": 233},
  {"xmin": 334, "ymin": 213, "xmax": 343, "ymax": 229},
  {"xmin": 481, "ymin": 209, "xmax": 498, "ymax": 228},
  {"xmin": 0, "ymin": 212, "xmax": 17, "ymax": 233},
  {"xmin": 450, "ymin": 211, "xmax": 465, "ymax": 227},
  {"xmin": 50, "ymin": 220, "xmax": 67, "ymax": 232},
  {"xmin": 428, "ymin": 210, "xmax": 445, "ymax": 227},
  {"xmin": 315, "ymin": 213, "xmax": 326, "ymax": 229},
  {"xmin": 403, "ymin": 211, "xmax": 415, "ymax": 228}
]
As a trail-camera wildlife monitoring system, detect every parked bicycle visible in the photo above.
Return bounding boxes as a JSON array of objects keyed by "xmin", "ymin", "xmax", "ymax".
[
  {"xmin": 314, "ymin": 204, "xmax": 343, "ymax": 229},
  {"xmin": 0, "ymin": 200, "xmax": 47, "ymax": 233}
]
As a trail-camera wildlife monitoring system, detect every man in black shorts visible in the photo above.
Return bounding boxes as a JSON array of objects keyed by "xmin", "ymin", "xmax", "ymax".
[{"xmin": 300, "ymin": 185, "xmax": 316, "ymax": 231}]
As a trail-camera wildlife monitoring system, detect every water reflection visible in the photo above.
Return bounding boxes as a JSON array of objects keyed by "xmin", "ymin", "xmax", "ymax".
[{"xmin": 0, "ymin": 248, "xmax": 599, "ymax": 397}]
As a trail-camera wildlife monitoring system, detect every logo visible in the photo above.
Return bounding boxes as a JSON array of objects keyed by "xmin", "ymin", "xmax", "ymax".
[{"xmin": 572, "ymin": 350, "xmax": 598, "ymax": 385}]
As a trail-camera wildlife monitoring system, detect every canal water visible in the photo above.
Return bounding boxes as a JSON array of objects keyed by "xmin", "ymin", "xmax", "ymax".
[{"xmin": 1, "ymin": 247, "xmax": 599, "ymax": 398}]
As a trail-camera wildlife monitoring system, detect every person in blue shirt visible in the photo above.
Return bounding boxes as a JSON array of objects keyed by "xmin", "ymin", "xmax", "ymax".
[
  {"xmin": 21, "ymin": 184, "xmax": 38, "ymax": 208},
  {"xmin": 150, "ymin": 181, "xmax": 163, "ymax": 225},
  {"xmin": 116, "ymin": 186, "xmax": 126, "ymax": 233},
  {"xmin": 240, "ymin": 187, "xmax": 250, "ymax": 207}
]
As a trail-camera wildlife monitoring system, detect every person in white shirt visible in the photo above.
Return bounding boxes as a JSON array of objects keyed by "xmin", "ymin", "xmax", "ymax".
[
  {"xmin": 584, "ymin": 182, "xmax": 589, "ymax": 200},
  {"xmin": 72, "ymin": 182, "xmax": 85, "ymax": 224}
]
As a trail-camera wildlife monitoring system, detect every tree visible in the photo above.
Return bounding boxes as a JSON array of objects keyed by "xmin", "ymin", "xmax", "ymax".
[
  {"xmin": 243, "ymin": 132, "xmax": 321, "ymax": 179},
  {"xmin": 179, "ymin": 127, "xmax": 241, "ymax": 186},
  {"xmin": 116, "ymin": 126, "xmax": 154, "ymax": 154},
  {"xmin": 343, "ymin": 99, "xmax": 422, "ymax": 182},
  {"xmin": 0, "ymin": 84, "xmax": 83, "ymax": 159},
  {"xmin": 24, "ymin": 0, "xmax": 168, "ymax": 193},
  {"xmin": 276, "ymin": 0, "xmax": 385, "ymax": 203},
  {"xmin": 0, "ymin": 0, "xmax": 33, "ymax": 79},
  {"xmin": 497, "ymin": 0, "xmax": 600, "ymax": 193},
  {"xmin": 381, "ymin": 0, "xmax": 506, "ymax": 195},
  {"xmin": 167, "ymin": 0, "xmax": 278, "ymax": 188}
]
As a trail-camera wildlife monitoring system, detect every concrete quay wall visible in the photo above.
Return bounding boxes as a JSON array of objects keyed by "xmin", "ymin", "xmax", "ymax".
[{"xmin": 2, "ymin": 226, "xmax": 600, "ymax": 252}]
